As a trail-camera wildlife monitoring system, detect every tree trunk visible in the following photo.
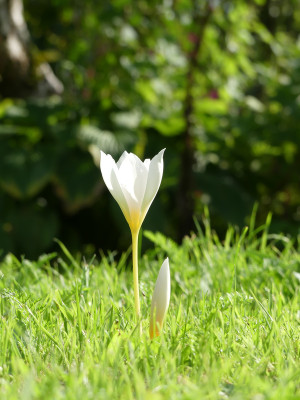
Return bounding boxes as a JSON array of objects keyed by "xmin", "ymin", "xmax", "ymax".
[
  {"xmin": 0, "ymin": 0, "xmax": 63, "ymax": 97},
  {"xmin": 177, "ymin": 1, "xmax": 212, "ymax": 239}
]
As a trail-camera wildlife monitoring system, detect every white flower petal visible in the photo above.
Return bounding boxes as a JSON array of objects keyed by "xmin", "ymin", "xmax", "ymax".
[
  {"xmin": 100, "ymin": 151, "xmax": 130, "ymax": 221},
  {"xmin": 143, "ymin": 159, "xmax": 151, "ymax": 169},
  {"xmin": 141, "ymin": 149, "xmax": 165, "ymax": 216},
  {"xmin": 117, "ymin": 157, "xmax": 140, "ymax": 222},
  {"xmin": 129, "ymin": 153, "xmax": 149, "ymax": 206},
  {"xmin": 150, "ymin": 257, "xmax": 170, "ymax": 339},
  {"xmin": 117, "ymin": 151, "xmax": 129, "ymax": 168},
  {"xmin": 100, "ymin": 151, "xmax": 115, "ymax": 191},
  {"xmin": 118, "ymin": 153, "xmax": 148, "ymax": 221}
]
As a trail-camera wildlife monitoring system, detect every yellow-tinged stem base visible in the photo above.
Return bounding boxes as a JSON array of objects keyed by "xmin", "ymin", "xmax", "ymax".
[{"xmin": 150, "ymin": 315, "xmax": 163, "ymax": 339}]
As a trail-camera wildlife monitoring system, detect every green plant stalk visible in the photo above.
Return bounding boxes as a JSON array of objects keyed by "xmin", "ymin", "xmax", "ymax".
[{"xmin": 131, "ymin": 229, "xmax": 141, "ymax": 331}]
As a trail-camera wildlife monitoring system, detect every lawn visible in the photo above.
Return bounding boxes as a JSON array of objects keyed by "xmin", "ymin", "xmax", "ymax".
[{"xmin": 0, "ymin": 217, "xmax": 299, "ymax": 399}]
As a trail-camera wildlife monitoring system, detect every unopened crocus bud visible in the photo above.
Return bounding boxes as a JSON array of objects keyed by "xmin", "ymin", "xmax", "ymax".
[{"xmin": 150, "ymin": 258, "xmax": 170, "ymax": 339}]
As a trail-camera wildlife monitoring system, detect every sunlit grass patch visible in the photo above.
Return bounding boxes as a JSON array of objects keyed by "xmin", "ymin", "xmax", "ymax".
[{"xmin": 0, "ymin": 221, "xmax": 299, "ymax": 399}]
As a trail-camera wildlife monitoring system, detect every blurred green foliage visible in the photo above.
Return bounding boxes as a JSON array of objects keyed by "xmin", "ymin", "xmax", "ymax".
[{"xmin": 0, "ymin": 0, "xmax": 300, "ymax": 257}]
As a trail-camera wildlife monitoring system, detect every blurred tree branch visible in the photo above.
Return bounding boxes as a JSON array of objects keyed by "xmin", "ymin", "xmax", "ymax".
[{"xmin": 0, "ymin": 0, "xmax": 63, "ymax": 97}]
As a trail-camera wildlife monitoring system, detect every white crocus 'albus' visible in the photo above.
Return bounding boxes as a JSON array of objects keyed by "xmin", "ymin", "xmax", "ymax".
[
  {"xmin": 99, "ymin": 149, "xmax": 165, "ymax": 325},
  {"xmin": 100, "ymin": 149, "xmax": 165, "ymax": 233},
  {"xmin": 150, "ymin": 258, "xmax": 170, "ymax": 339}
]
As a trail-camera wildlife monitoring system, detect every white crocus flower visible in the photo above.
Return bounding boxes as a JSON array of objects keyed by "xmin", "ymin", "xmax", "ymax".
[
  {"xmin": 100, "ymin": 149, "xmax": 165, "ymax": 325},
  {"xmin": 100, "ymin": 149, "xmax": 164, "ymax": 233},
  {"xmin": 150, "ymin": 258, "xmax": 170, "ymax": 339}
]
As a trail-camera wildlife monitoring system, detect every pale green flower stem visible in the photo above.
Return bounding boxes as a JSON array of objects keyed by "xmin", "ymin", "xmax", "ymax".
[{"xmin": 131, "ymin": 228, "xmax": 141, "ymax": 333}]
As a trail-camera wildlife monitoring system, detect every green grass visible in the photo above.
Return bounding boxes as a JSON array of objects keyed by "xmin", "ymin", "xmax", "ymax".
[{"xmin": 0, "ymin": 218, "xmax": 299, "ymax": 400}]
